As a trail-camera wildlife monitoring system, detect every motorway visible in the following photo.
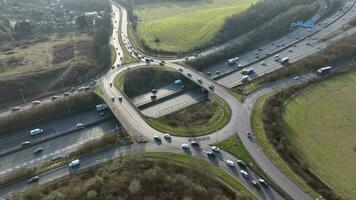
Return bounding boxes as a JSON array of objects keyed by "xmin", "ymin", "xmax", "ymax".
[
  {"xmin": 119, "ymin": 0, "xmax": 356, "ymax": 118},
  {"xmin": 1, "ymin": 0, "xmax": 356, "ymax": 199}
]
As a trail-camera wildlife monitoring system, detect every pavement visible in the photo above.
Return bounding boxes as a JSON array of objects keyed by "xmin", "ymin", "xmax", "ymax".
[{"xmin": 1, "ymin": 0, "xmax": 356, "ymax": 199}]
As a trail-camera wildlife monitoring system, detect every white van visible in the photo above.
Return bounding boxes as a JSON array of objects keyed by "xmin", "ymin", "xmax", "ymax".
[
  {"xmin": 30, "ymin": 128, "xmax": 44, "ymax": 136},
  {"xmin": 68, "ymin": 159, "xmax": 80, "ymax": 168}
]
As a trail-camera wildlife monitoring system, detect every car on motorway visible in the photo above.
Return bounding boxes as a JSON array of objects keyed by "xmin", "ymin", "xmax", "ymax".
[
  {"xmin": 76, "ymin": 123, "xmax": 85, "ymax": 129},
  {"xmin": 187, "ymin": 73, "xmax": 192, "ymax": 77},
  {"xmin": 241, "ymin": 75, "xmax": 249, "ymax": 83},
  {"xmin": 211, "ymin": 146, "xmax": 220, "ymax": 152},
  {"xmin": 33, "ymin": 148, "xmax": 43, "ymax": 154},
  {"xmin": 69, "ymin": 159, "xmax": 80, "ymax": 168},
  {"xmin": 118, "ymin": 96, "xmax": 123, "ymax": 102},
  {"xmin": 215, "ymin": 71, "xmax": 221, "ymax": 75},
  {"xmin": 240, "ymin": 68, "xmax": 254, "ymax": 75},
  {"xmin": 178, "ymin": 68, "xmax": 183, "ymax": 72},
  {"xmin": 51, "ymin": 96, "xmax": 58, "ymax": 101},
  {"xmin": 190, "ymin": 140, "xmax": 199, "ymax": 146},
  {"xmin": 51, "ymin": 156, "xmax": 62, "ymax": 162},
  {"xmin": 181, "ymin": 144, "xmax": 190, "ymax": 150},
  {"xmin": 247, "ymin": 132, "xmax": 252, "ymax": 139},
  {"xmin": 259, "ymin": 178, "xmax": 268, "ymax": 187},
  {"xmin": 22, "ymin": 141, "xmax": 31, "ymax": 146},
  {"xmin": 111, "ymin": 96, "xmax": 115, "ymax": 102},
  {"xmin": 237, "ymin": 159, "xmax": 247, "ymax": 167},
  {"xmin": 32, "ymin": 100, "xmax": 41, "ymax": 105},
  {"xmin": 209, "ymin": 84, "xmax": 215, "ymax": 90},
  {"xmin": 260, "ymin": 61, "xmax": 266, "ymax": 66},
  {"xmin": 206, "ymin": 151, "xmax": 215, "ymax": 157},
  {"xmin": 225, "ymin": 160, "xmax": 235, "ymax": 167},
  {"xmin": 153, "ymin": 135, "xmax": 161, "ymax": 141},
  {"xmin": 151, "ymin": 95, "xmax": 157, "ymax": 100},
  {"xmin": 27, "ymin": 176, "xmax": 40, "ymax": 184},
  {"xmin": 163, "ymin": 133, "xmax": 171, "ymax": 140},
  {"xmin": 64, "ymin": 92, "xmax": 70, "ymax": 96},
  {"xmin": 11, "ymin": 107, "xmax": 21, "ymax": 112},
  {"xmin": 197, "ymin": 78, "xmax": 202, "ymax": 83},
  {"xmin": 99, "ymin": 112, "xmax": 105, "ymax": 116},
  {"xmin": 30, "ymin": 128, "xmax": 44, "ymax": 136},
  {"xmin": 251, "ymin": 180, "xmax": 260, "ymax": 188},
  {"xmin": 240, "ymin": 169, "xmax": 249, "ymax": 178},
  {"xmin": 110, "ymin": 82, "xmax": 113, "ymax": 87},
  {"xmin": 151, "ymin": 89, "xmax": 158, "ymax": 94},
  {"xmin": 206, "ymin": 72, "xmax": 212, "ymax": 76},
  {"xmin": 294, "ymin": 76, "xmax": 301, "ymax": 80}
]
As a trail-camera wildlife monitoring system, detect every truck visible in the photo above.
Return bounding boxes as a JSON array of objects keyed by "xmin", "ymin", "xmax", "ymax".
[
  {"xmin": 317, "ymin": 66, "xmax": 332, "ymax": 75},
  {"xmin": 281, "ymin": 57, "xmax": 289, "ymax": 65},
  {"xmin": 96, "ymin": 103, "xmax": 108, "ymax": 111}
]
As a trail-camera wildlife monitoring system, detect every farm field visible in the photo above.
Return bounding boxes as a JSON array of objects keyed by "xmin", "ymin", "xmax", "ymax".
[
  {"xmin": 282, "ymin": 72, "xmax": 356, "ymax": 199},
  {"xmin": 134, "ymin": 0, "xmax": 257, "ymax": 53}
]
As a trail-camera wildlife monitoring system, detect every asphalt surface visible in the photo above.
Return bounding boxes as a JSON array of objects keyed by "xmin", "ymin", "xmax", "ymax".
[{"xmin": 1, "ymin": 0, "xmax": 356, "ymax": 199}]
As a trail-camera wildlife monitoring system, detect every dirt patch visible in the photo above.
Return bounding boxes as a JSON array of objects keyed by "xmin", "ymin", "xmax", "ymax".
[
  {"xmin": 52, "ymin": 43, "xmax": 75, "ymax": 64},
  {"xmin": 162, "ymin": 100, "xmax": 215, "ymax": 127}
]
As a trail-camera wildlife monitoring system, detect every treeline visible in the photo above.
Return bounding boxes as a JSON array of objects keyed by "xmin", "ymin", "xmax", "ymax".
[
  {"xmin": 0, "ymin": 92, "xmax": 101, "ymax": 134},
  {"xmin": 61, "ymin": 0, "xmax": 111, "ymax": 11},
  {"xmin": 215, "ymin": 0, "xmax": 315, "ymax": 43},
  {"xmin": 188, "ymin": 3, "xmax": 318, "ymax": 70},
  {"xmin": 325, "ymin": 0, "xmax": 345, "ymax": 16},
  {"xmin": 11, "ymin": 158, "xmax": 243, "ymax": 200}
]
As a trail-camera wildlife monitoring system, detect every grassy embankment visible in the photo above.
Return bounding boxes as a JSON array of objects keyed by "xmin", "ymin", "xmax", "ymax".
[
  {"xmin": 133, "ymin": 0, "xmax": 257, "ymax": 53},
  {"xmin": 147, "ymin": 94, "xmax": 231, "ymax": 137},
  {"xmin": 11, "ymin": 153, "xmax": 257, "ymax": 200},
  {"xmin": 281, "ymin": 72, "xmax": 356, "ymax": 199}
]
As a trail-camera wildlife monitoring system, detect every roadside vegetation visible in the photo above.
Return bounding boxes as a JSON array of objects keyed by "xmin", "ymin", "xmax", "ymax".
[
  {"xmin": 0, "ymin": 0, "xmax": 112, "ymax": 108},
  {"xmin": 281, "ymin": 70, "xmax": 356, "ymax": 199},
  {"xmin": 0, "ymin": 92, "xmax": 101, "ymax": 134},
  {"xmin": 147, "ymin": 94, "xmax": 231, "ymax": 137},
  {"xmin": 11, "ymin": 153, "xmax": 254, "ymax": 200},
  {"xmin": 114, "ymin": 66, "xmax": 193, "ymax": 98},
  {"xmin": 250, "ymin": 93, "xmax": 321, "ymax": 199},
  {"xmin": 259, "ymin": 66, "xmax": 356, "ymax": 200}
]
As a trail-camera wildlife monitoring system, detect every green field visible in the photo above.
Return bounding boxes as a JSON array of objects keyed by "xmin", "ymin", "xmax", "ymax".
[
  {"xmin": 134, "ymin": 0, "xmax": 257, "ymax": 52},
  {"xmin": 282, "ymin": 72, "xmax": 356, "ymax": 199}
]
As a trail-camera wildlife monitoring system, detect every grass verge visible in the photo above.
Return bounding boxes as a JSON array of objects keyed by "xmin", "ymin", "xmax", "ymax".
[
  {"xmin": 146, "ymin": 94, "xmax": 231, "ymax": 137},
  {"xmin": 251, "ymin": 93, "xmax": 323, "ymax": 199}
]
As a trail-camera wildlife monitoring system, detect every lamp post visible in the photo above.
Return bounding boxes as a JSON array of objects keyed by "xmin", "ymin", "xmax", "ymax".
[{"xmin": 19, "ymin": 89, "xmax": 26, "ymax": 104}]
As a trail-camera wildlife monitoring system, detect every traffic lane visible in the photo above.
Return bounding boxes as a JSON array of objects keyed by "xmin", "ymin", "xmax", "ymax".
[
  {"xmin": 132, "ymin": 82, "xmax": 188, "ymax": 107},
  {"xmin": 0, "ymin": 119, "xmax": 118, "ymax": 175},
  {"xmin": 0, "ymin": 108, "xmax": 112, "ymax": 153},
  {"xmin": 141, "ymin": 88, "xmax": 207, "ymax": 118}
]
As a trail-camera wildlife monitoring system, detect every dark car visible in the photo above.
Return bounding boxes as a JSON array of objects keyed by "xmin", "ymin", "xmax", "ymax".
[
  {"xmin": 33, "ymin": 148, "xmax": 43, "ymax": 154},
  {"xmin": 27, "ymin": 176, "xmax": 40, "ymax": 184}
]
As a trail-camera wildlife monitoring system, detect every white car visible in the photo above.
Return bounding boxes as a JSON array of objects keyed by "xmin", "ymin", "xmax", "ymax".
[
  {"xmin": 240, "ymin": 169, "xmax": 249, "ymax": 178},
  {"xmin": 259, "ymin": 178, "xmax": 268, "ymax": 187},
  {"xmin": 163, "ymin": 133, "xmax": 171, "ymax": 139},
  {"xmin": 30, "ymin": 128, "xmax": 44, "ymax": 136},
  {"xmin": 225, "ymin": 160, "xmax": 235, "ymax": 167},
  {"xmin": 206, "ymin": 151, "xmax": 214, "ymax": 156},
  {"xmin": 181, "ymin": 144, "xmax": 190, "ymax": 149},
  {"xmin": 68, "ymin": 159, "xmax": 80, "ymax": 168},
  {"xmin": 76, "ymin": 123, "xmax": 85, "ymax": 129},
  {"xmin": 153, "ymin": 135, "xmax": 161, "ymax": 141},
  {"xmin": 241, "ymin": 75, "xmax": 249, "ymax": 82},
  {"xmin": 294, "ymin": 76, "xmax": 301, "ymax": 80},
  {"xmin": 211, "ymin": 146, "xmax": 220, "ymax": 152}
]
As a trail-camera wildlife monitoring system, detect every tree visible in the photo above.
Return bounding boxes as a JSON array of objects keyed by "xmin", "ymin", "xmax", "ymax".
[
  {"xmin": 76, "ymin": 15, "xmax": 88, "ymax": 29},
  {"xmin": 14, "ymin": 21, "xmax": 33, "ymax": 38}
]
